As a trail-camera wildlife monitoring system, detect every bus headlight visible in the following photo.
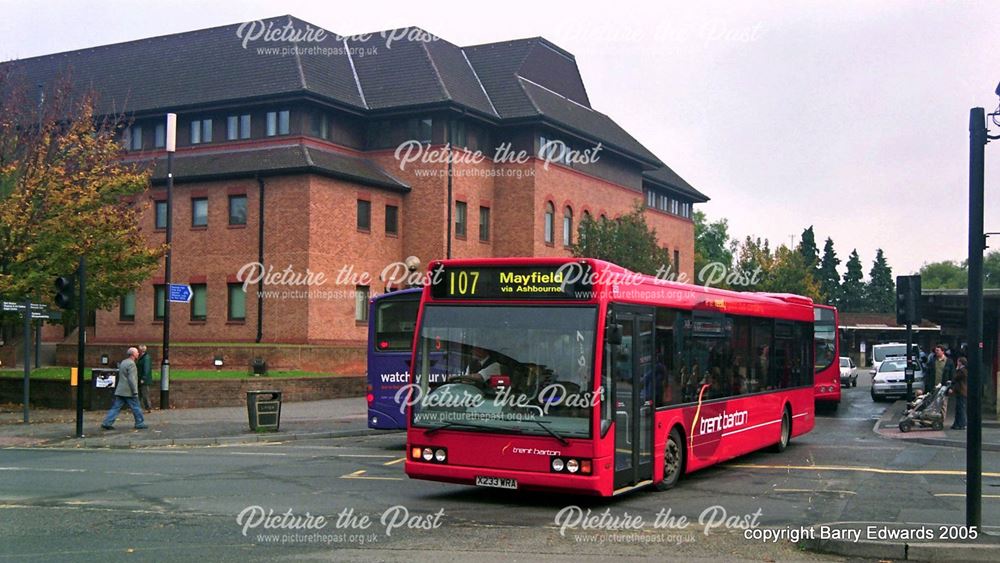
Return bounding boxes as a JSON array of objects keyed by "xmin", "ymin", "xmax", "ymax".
[
  {"xmin": 422, "ymin": 448, "xmax": 434, "ymax": 461},
  {"xmin": 566, "ymin": 459, "xmax": 579, "ymax": 473},
  {"xmin": 435, "ymin": 449, "xmax": 447, "ymax": 462},
  {"xmin": 552, "ymin": 458, "xmax": 565, "ymax": 472}
]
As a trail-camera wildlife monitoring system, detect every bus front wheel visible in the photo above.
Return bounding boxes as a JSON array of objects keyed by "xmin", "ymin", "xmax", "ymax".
[
  {"xmin": 654, "ymin": 428, "xmax": 684, "ymax": 491},
  {"xmin": 771, "ymin": 409, "xmax": 791, "ymax": 453}
]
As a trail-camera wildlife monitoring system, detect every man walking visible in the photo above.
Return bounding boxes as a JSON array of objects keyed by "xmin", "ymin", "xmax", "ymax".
[
  {"xmin": 137, "ymin": 345, "xmax": 153, "ymax": 412},
  {"xmin": 101, "ymin": 347, "xmax": 147, "ymax": 430}
]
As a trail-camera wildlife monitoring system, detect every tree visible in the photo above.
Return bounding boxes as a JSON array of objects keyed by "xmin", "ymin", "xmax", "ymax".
[
  {"xmin": 693, "ymin": 210, "xmax": 735, "ymax": 287},
  {"xmin": 840, "ymin": 249, "xmax": 866, "ymax": 311},
  {"xmin": 865, "ymin": 248, "xmax": 895, "ymax": 313},
  {"xmin": 572, "ymin": 204, "xmax": 670, "ymax": 276},
  {"xmin": 0, "ymin": 73, "xmax": 163, "ymax": 313},
  {"xmin": 919, "ymin": 260, "xmax": 966, "ymax": 289},
  {"xmin": 817, "ymin": 237, "xmax": 841, "ymax": 305},
  {"xmin": 767, "ymin": 245, "xmax": 823, "ymax": 300},
  {"xmin": 733, "ymin": 236, "xmax": 773, "ymax": 289},
  {"xmin": 798, "ymin": 226, "xmax": 819, "ymax": 269}
]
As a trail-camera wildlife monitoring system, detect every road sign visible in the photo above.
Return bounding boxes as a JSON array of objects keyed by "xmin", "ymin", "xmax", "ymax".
[
  {"xmin": 168, "ymin": 284, "xmax": 192, "ymax": 303},
  {"xmin": 31, "ymin": 311, "xmax": 61, "ymax": 320},
  {"xmin": 2, "ymin": 301, "xmax": 46, "ymax": 312}
]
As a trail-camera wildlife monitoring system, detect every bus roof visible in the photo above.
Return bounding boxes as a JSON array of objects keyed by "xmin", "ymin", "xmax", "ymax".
[{"xmin": 425, "ymin": 257, "xmax": 814, "ymax": 322}]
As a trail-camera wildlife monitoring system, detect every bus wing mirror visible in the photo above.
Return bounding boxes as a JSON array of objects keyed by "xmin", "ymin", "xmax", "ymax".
[{"xmin": 606, "ymin": 324, "xmax": 623, "ymax": 346}]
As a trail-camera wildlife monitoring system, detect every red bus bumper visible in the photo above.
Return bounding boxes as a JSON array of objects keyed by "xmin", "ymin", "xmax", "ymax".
[{"xmin": 405, "ymin": 457, "xmax": 614, "ymax": 496}]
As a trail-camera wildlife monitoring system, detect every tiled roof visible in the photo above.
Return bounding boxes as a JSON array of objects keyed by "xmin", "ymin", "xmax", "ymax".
[
  {"xmin": 2, "ymin": 16, "xmax": 706, "ymax": 195},
  {"xmin": 146, "ymin": 144, "xmax": 409, "ymax": 191},
  {"xmin": 643, "ymin": 166, "xmax": 710, "ymax": 203}
]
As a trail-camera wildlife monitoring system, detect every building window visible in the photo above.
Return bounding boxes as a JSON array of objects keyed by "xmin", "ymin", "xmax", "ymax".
[
  {"xmin": 153, "ymin": 285, "xmax": 166, "ymax": 321},
  {"xmin": 674, "ymin": 250, "xmax": 680, "ymax": 270},
  {"xmin": 385, "ymin": 204, "xmax": 399, "ymax": 235},
  {"xmin": 190, "ymin": 284, "xmax": 207, "ymax": 321},
  {"xmin": 563, "ymin": 206, "xmax": 573, "ymax": 246},
  {"xmin": 228, "ymin": 283, "xmax": 246, "ymax": 321},
  {"xmin": 266, "ymin": 110, "xmax": 290, "ymax": 136},
  {"xmin": 454, "ymin": 201, "xmax": 467, "ymax": 238},
  {"xmin": 355, "ymin": 285, "xmax": 370, "ymax": 322},
  {"xmin": 408, "ymin": 117, "xmax": 432, "ymax": 144},
  {"xmin": 449, "ymin": 120, "xmax": 467, "ymax": 148},
  {"xmin": 646, "ymin": 189, "xmax": 656, "ymax": 208},
  {"xmin": 479, "ymin": 206, "xmax": 490, "ymax": 242},
  {"xmin": 128, "ymin": 125, "xmax": 142, "ymax": 150},
  {"xmin": 227, "ymin": 114, "xmax": 251, "ymax": 140},
  {"xmin": 357, "ymin": 199, "xmax": 371, "ymax": 231},
  {"xmin": 544, "ymin": 202, "xmax": 554, "ymax": 244},
  {"xmin": 154, "ymin": 123, "xmax": 165, "ymax": 148},
  {"xmin": 192, "ymin": 197, "xmax": 208, "ymax": 227},
  {"xmin": 582, "ymin": 210, "xmax": 592, "ymax": 223},
  {"xmin": 119, "ymin": 291, "xmax": 135, "ymax": 321},
  {"xmin": 154, "ymin": 200, "xmax": 167, "ymax": 230},
  {"xmin": 190, "ymin": 119, "xmax": 212, "ymax": 144},
  {"xmin": 228, "ymin": 195, "xmax": 247, "ymax": 226},
  {"xmin": 310, "ymin": 113, "xmax": 330, "ymax": 140}
]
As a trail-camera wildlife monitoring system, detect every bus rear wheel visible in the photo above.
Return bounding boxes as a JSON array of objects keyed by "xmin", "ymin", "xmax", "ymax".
[
  {"xmin": 654, "ymin": 428, "xmax": 684, "ymax": 491},
  {"xmin": 771, "ymin": 409, "xmax": 791, "ymax": 453}
]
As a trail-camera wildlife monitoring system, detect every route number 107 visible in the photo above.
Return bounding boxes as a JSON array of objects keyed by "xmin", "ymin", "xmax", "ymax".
[{"xmin": 448, "ymin": 270, "xmax": 480, "ymax": 296}]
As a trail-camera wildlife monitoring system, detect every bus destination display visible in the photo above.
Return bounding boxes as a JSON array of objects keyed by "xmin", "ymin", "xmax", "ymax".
[{"xmin": 430, "ymin": 265, "xmax": 593, "ymax": 300}]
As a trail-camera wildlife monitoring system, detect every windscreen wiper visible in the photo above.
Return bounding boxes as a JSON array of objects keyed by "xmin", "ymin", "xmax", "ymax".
[
  {"xmin": 424, "ymin": 420, "xmax": 519, "ymax": 436},
  {"xmin": 532, "ymin": 420, "xmax": 570, "ymax": 446}
]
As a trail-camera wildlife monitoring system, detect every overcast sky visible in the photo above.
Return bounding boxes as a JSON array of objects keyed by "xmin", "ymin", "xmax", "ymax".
[{"xmin": 2, "ymin": 0, "xmax": 998, "ymax": 278}]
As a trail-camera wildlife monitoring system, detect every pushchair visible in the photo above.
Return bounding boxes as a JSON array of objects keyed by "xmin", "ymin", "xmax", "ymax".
[{"xmin": 898, "ymin": 381, "xmax": 951, "ymax": 432}]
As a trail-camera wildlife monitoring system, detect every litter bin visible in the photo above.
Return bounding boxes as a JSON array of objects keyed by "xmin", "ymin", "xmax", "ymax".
[
  {"xmin": 89, "ymin": 368, "xmax": 119, "ymax": 411},
  {"xmin": 247, "ymin": 390, "xmax": 282, "ymax": 431}
]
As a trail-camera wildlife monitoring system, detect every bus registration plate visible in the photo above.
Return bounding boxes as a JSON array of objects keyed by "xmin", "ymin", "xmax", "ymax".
[{"xmin": 475, "ymin": 476, "xmax": 517, "ymax": 490}]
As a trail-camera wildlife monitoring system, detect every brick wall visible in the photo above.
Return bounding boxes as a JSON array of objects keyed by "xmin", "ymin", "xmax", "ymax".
[
  {"xmin": 55, "ymin": 342, "xmax": 365, "ymax": 374},
  {"xmin": 0, "ymin": 375, "xmax": 364, "ymax": 410}
]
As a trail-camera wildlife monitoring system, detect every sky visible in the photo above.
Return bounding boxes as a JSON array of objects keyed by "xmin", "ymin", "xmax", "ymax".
[{"xmin": 2, "ymin": 0, "xmax": 999, "ymax": 278}]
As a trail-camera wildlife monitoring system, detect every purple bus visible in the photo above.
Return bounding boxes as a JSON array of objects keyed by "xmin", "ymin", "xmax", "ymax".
[{"xmin": 367, "ymin": 288, "xmax": 422, "ymax": 429}]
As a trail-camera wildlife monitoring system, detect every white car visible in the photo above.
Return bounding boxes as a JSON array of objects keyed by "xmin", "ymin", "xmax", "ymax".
[
  {"xmin": 871, "ymin": 359, "xmax": 924, "ymax": 401},
  {"xmin": 839, "ymin": 356, "xmax": 858, "ymax": 387}
]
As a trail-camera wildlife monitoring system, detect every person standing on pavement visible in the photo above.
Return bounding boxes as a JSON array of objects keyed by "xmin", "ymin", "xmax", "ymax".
[
  {"xmin": 136, "ymin": 345, "xmax": 153, "ymax": 412},
  {"xmin": 950, "ymin": 357, "xmax": 968, "ymax": 430},
  {"xmin": 924, "ymin": 345, "xmax": 954, "ymax": 391},
  {"xmin": 101, "ymin": 347, "xmax": 147, "ymax": 430}
]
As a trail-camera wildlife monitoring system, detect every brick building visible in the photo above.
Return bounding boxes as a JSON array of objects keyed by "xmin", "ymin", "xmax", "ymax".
[{"xmin": 3, "ymin": 16, "xmax": 708, "ymax": 365}]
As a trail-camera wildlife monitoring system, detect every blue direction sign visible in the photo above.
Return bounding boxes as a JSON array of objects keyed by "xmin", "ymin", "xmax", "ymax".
[{"xmin": 168, "ymin": 284, "xmax": 192, "ymax": 303}]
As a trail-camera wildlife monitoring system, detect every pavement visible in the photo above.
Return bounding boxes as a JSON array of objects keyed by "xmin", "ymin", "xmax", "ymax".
[
  {"xmin": 874, "ymin": 395, "xmax": 1000, "ymax": 451},
  {"xmin": 0, "ymin": 395, "xmax": 392, "ymax": 448}
]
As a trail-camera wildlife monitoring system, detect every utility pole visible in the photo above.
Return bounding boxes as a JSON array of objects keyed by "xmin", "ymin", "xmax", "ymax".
[
  {"xmin": 22, "ymin": 298, "xmax": 30, "ymax": 423},
  {"xmin": 161, "ymin": 113, "xmax": 176, "ymax": 410},
  {"xmin": 75, "ymin": 258, "xmax": 86, "ymax": 438},
  {"xmin": 966, "ymin": 106, "xmax": 988, "ymax": 530}
]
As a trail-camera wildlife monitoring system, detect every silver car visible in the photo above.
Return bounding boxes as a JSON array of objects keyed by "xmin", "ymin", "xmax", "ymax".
[
  {"xmin": 871, "ymin": 359, "xmax": 924, "ymax": 401},
  {"xmin": 839, "ymin": 356, "xmax": 858, "ymax": 387}
]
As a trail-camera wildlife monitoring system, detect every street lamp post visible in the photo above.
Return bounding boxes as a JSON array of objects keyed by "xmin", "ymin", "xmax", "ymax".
[{"xmin": 161, "ymin": 113, "xmax": 176, "ymax": 410}]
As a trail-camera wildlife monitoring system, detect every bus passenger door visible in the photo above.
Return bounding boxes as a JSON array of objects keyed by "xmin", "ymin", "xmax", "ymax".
[{"xmin": 612, "ymin": 307, "xmax": 655, "ymax": 490}]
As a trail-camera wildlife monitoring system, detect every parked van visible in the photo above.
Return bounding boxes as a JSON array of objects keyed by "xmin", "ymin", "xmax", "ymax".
[{"xmin": 869, "ymin": 342, "xmax": 911, "ymax": 375}]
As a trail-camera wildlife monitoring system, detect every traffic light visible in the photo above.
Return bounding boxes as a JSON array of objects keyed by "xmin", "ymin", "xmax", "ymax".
[
  {"xmin": 54, "ymin": 275, "xmax": 75, "ymax": 310},
  {"xmin": 895, "ymin": 275, "xmax": 922, "ymax": 325}
]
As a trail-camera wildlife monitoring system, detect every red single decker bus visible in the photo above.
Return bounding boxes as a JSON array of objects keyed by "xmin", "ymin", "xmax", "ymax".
[
  {"xmin": 813, "ymin": 304, "xmax": 840, "ymax": 405},
  {"xmin": 405, "ymin": 258, "xmax": 815, "ymax": 496}
]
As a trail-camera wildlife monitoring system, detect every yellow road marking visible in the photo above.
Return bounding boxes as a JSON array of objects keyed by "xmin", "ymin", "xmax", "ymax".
[
  {"xmin": 339, "ymin": 469, "xmax": 404, "ymax": 481},
  {"xmin": 729, "ymin": 463, "xmax": 1000, "ymax": 478},
  {"xmin": 773, "ymin": 488, "xmax": 856, "ymax": 495},
  {"xmin": 383, "ymin": 457, "xmax": 406, "ymax": 466}
]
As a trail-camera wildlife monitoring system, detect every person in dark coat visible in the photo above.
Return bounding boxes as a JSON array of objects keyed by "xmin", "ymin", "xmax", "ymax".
[
  {"xmin": 923, "ymin": 345, "xmax": 954, "ymax": 390},
  {"xmin": 136, "ymin": 345, "xmax": 153, "ymax": 412},
  {"xmin": 951, "ymin": 357, "xmax": 968, "ymax": 430}
]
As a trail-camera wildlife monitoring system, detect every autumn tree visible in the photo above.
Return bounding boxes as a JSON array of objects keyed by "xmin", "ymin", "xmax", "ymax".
[
  {"xmin": 572, "ymin": 204, "xmax": 671, "ymax": 276},
  {"xmin": 0, "ymin": 73, "xmax": 163, "ymax": 316}
]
